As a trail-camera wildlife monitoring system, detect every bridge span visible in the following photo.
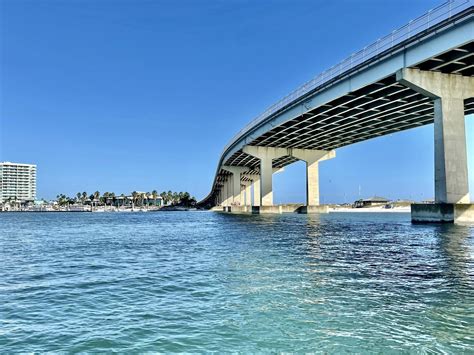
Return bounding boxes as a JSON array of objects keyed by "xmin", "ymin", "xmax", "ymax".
[{"xmin": 200, "ymin": 0, "xmax": 474, "ymax": 222}]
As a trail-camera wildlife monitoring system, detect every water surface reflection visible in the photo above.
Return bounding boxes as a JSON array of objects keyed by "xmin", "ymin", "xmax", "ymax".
[{"xmin": 0, "ymin": 212, "xmax": 473, "ymax": 352}]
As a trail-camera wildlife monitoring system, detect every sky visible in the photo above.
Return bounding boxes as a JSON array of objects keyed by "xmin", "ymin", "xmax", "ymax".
[{"xmin": 1, "ymin": 0, "xmax": 473, "ymax": 203}]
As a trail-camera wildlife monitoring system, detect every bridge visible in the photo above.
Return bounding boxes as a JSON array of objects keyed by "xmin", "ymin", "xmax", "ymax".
[{"xmin": 199, "ymin": 0, "xmax": 474, "ymax": 222}]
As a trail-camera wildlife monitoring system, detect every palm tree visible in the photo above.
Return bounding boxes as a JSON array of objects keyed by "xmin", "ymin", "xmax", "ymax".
[
  {"xmin": 102, "ymin": 192, "xmax": 111, "ymax": 207},
  {"xmin": 181, "ymin": 192, "xmax": 191, "ymax": 206},
  {"xmin": 56, "ymin": 194, "xmax": 69, "ymax": 207},
  {"xmin": 160, "ymin": 191, "xmax": 167, "ymax": 205},
  {"xmin": 93, "ymin": 191, "xmax": 100, "ymax": 208},
  {"xmin": 76, "ymin": 192, "xmax": 81, "ymax": 204},
  {"xmin": 152, "ymin": 190, "xmax": 158, "ymax": 206},
  {"xmin": 110, "ymin": 192, "xmax": 116, "ymax": 207},
  {"xmin": 82, "ymin": 192, "xmax": 87, "ymax": 204},
  {"xmin": 131, "ymin": 191, "xmax": 138, "ymax": 209}
]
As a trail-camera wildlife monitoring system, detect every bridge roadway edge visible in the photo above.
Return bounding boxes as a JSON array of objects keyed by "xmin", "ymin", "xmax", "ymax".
[{"xmin": 221, "ymin": 17, "xmax": 474, "ymax": 164}]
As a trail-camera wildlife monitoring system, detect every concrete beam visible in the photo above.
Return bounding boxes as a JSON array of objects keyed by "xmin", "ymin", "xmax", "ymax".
[
  {"xmin": 291, "ymin": 149, "xmax": 336, "ymax": 164},
  {"xmin": 397, "ymin": 68, "xmax": 473, "ymax": 203},
  {"xmin": 243, "ymin": 146, "xmax": 288, "ymax": 206},
  {"xmin": 397, "ymin": 68, "xmax": 474, "ymax": 99}
]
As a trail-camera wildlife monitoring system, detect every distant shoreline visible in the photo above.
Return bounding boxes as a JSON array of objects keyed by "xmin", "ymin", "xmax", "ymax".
[
  {"xmin": 1, "ymin": 206, "xmax": 411, "ymax": 213},
  {"xmin": 329, "ymin": 206, "xmax": 410, "ymax": 213},
  {"xmin": 0, "ymin": 207, "xmax": 200, "ymax": 213}
]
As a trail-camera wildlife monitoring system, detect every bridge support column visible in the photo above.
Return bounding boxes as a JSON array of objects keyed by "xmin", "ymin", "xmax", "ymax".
[
  {"xmin": 218, "ymin": 187, "xmax": 224, "ymax": 206},
  {"xmin": 222, "ymin": 166, "xmax": 249, "ymax": 206},
  {"xmin": 243, "ymin": 146, "xmax": 287, "ymax": 206},
  {"xmin": 222, "ymin": 178, "xmax": 229, "ymax": 207},
  {"xmin": 243, "ymin": 173, "xmax": 261, "ymax": 207},
  {"xmin": 216, "ymin": 188, "xmax": 221, "ymax": 206},
  {"xmin": 246, "ymin": 184, "xmax": 252, "ymax": 206},
  {"xmin": 397, "ymin": 68, "xmax": 474, "ymax": 203},
  {"xmin": 291, "ymin": 149, "xmax": 336, "ymax": 206},
  {"xmin": 253, "ymin": 177, "xmax": 260, "ymax": 206},
  {"xmin": 226, "ymin": 178, "xmax": 233, "ymax": 207},
  {"xmin": 241, "ymin": 181, "xmax": 252, "ymax": 206}
]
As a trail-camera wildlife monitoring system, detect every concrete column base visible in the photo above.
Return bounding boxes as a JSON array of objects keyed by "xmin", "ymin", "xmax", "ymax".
[
  {"xmin": 215, "ymin": 204, "xmax": 330, "ymax": 214},
  {"xmin": 297, "ymin": 205, "xmax": 329, "ymax": 214},
  {"xmin": 251, "ymin": 204, "xmax": 329, "ymax": 214},
  {"xmin": 214, "ymin": 206, "xmax": 249, "ymax": 213},
  {"xmin": 411, "ymin": 203, "xmax": 474, "ymax": 223},
  {"xmin": 229, "ymin": 205, "xmax": 249, "ymax": 213}
]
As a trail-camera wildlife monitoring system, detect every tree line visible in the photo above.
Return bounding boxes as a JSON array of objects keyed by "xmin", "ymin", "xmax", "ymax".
[{"xmin": 55, "ymin": 190, "xmax": 197, "ymax": 207}]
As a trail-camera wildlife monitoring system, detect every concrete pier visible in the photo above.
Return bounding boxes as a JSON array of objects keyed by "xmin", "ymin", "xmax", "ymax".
[
  {"xmin": 222, "ymin": 166, "xmax": 249, "ymax": 206},
  {"xmin": 243, "ymin": 173, "xmax": 261, "ymax": 207},
  {"xmin": 398, "ymin": 69, "xmax": 474, "ymax": 224},
  {"xmin": 242, "ymin": 145, "xmax": 334, "ymax": 212},
  {"xmin": 242, "ymin": 146, "xmax": 288, "ymax": 206},
  {"xmin": 397, "ymin": 68, "xmax": 474, "ymax": 204},
  {"xmin": 291, "ymin": 149, "xmax": 335, "ymax": 206},
  {"xmin": 242, "ymin": 181, "xmax": 251, "ymax": 207},
  {"xmin": 222, "ymin": 178, "xmax": 229, "ymax": 207}
]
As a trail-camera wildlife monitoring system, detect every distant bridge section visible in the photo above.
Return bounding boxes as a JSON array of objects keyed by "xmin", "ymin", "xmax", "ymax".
[{"xmin": 199, "ymin": 0, "xmax": 474, "ymax": 220}]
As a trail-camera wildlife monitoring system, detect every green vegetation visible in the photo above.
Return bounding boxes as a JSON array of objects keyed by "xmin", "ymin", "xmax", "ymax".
[
  {"xmin": 54, "ymin": 190, "xmax": 197, "ymax": 207},
  {"xmin": 159, "ymin": 191, "xmax": 195, "ymax": 206}
]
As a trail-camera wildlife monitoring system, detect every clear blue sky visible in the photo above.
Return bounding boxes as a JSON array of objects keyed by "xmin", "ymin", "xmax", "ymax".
[{"xmin": 1, "ymin": 0, "xmax": 473, "ymax": 202}]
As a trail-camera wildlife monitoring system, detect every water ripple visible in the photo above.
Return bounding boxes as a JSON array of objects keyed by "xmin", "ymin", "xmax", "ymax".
[{"xmin": 0, "ymin": 212, "xmax": 473, "ymax": 352}]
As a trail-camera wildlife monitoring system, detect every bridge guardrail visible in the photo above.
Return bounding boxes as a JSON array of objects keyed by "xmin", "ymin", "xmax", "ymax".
[{"xmin": 222, "ymin": 0, "xmax": 472, "ymax": 156}]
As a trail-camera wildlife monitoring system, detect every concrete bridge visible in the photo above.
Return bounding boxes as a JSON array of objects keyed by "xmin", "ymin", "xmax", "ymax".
[{"xmin": 199, "ymin": 0, "xmax": 474, "ymax": 223}]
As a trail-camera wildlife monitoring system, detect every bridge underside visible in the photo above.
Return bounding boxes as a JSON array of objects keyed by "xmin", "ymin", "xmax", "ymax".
[
  {"xmin": 215, "ymin": 41, "xmax": 473, "ymax": 186},
  {"xmin": 200, "ymin": 4, "xmax": 474, "ymax": 223}
]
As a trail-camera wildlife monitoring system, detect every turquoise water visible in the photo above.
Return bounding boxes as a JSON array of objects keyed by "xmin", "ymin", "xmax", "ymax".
[{"xmin": 1, "ymin": 212, "xmax": 473, "ymax": 352}]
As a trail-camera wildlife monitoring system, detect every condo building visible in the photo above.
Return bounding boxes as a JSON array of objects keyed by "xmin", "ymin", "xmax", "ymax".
[{"xmin": 0, "ymin": 162, "xmax": 37, "ymax": 203}]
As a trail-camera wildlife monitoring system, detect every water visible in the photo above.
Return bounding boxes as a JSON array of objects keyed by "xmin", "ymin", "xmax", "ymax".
[{"xmin": 1, "ymin": 212, "xmax": 473, "ymax": 352}]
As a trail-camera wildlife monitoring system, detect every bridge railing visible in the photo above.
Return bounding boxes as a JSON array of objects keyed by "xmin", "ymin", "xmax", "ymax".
[{"xmin": 222, "ymin": 0, "xmax": 472, "ymax": 156}]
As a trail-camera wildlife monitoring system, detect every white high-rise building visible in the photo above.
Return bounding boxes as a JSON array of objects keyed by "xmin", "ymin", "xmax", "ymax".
[{"xmin": 0, "ymin": 162, "xmax": 37, "ymax": 203}]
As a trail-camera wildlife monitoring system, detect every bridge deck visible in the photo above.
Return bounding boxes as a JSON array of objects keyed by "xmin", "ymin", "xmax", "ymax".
[{"xmin": 201, "ymin": 3, "xmax": 474, "ymax": 205}]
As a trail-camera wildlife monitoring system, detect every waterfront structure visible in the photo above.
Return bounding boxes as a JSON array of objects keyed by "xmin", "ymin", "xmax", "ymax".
[
  {"xmin": 0, "ymin": 162, "xmax": 37, "ymax": 203},
  {"xmin": 353, "ymin": 197, "xmax": 390, "ymax": 208},
  {"xmin": 110, "ymin": 193, "xmax": 163, "ymax": 207},
  {"xmin": 199, "ymin": 0, "xmax": 474, "ymax": 222}
]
